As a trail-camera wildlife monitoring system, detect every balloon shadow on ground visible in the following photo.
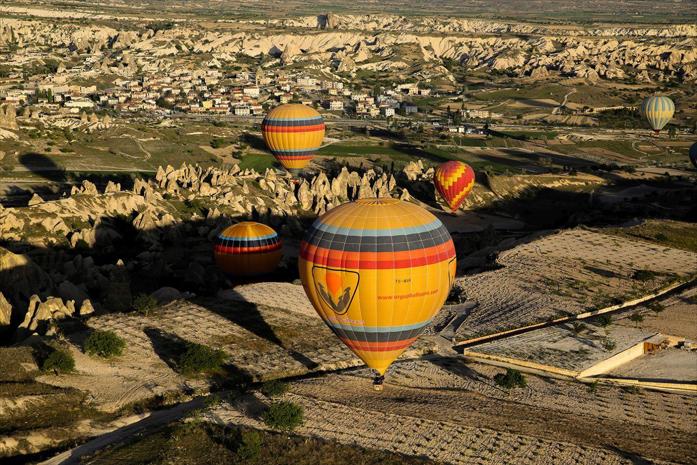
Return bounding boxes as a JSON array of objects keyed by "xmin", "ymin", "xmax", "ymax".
[
  {"xmin": 144, "ymin": 326, "xmax": 253, "ymax": 390},
  {"xmin": 196, "ymin": 295, "xmax": 318, "ymax": 371},
  {"xmin": 19, "ymin": 152, "xmax": 67, "ymax": 184}
]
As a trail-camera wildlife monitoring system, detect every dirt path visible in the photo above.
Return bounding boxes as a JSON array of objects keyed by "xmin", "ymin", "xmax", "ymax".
[
  {"xmin": 553, "ymin": 88, "xmax": 577, "ymax": 115},
  {"xmin": 38, "ymin": 398, "xmax": 205, "ymax": 465}
]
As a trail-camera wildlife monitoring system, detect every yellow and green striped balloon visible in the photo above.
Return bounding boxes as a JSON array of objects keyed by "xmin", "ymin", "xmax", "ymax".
[{"xmin": 640, "ymin": 96, "xmax": 675, "ymax": 133}]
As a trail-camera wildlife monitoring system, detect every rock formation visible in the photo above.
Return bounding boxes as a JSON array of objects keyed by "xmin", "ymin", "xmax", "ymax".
[{"xmin": 0, "ymin": 104, "xmax": 17, "ymax": 129}]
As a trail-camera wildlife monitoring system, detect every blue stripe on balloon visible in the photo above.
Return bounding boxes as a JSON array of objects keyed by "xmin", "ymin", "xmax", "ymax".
[
  {"xmin": 218, "ymin": 232, "xmax": 278, "ymax": 241},
  {"xmin": 312, "ymin": 218, "xmax": 443, "ymax": 237},
  {"xmin": 326, "ymin": 319, "xmax": 432, "ymax": 333}
]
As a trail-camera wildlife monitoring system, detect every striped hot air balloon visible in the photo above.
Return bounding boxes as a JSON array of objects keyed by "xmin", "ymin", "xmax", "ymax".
[
  {"xmin": 299, "ymin": 198, "xmax": 456, "ymax": 386},
  {"xmin": 690, "ymin": 142, "xmax": 697, "ymax": 169},
  {"xmin": 434, "ymin": 160, "xmax": 476, "ymax": 212},
  {"xmin": 214, "ymin": 222, "xmax": 282, "ymax": 277},
  {"xmin": 640, "ymin": 96, "xmax": 675, "ymax": 134},
  {"xmin": 261, "ymin": 104, "xmax": 325, "ymax": 171}
]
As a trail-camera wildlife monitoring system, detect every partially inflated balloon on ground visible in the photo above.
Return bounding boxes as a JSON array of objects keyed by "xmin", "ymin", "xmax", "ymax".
[
  {"xmin": 690, "ymin": 142, "xmax": 697, "ymax": 169},
  {"xmin": 214, "ymin": 222, "xmax": 282, "ymax": 277},
  {"xmin": 640, "ymin": 96, "xmax": 674, "ymax": 134},
  {"xmin": 434, "ymin": 160, "xmax": 476, "ymax": 212},
  {"xmin": 261, "ymin": 104, "xmax": 325, "ymax": 171},
  {"xmin": 299, "ymin": 198, "xmax": 456, "ymax": 377}
]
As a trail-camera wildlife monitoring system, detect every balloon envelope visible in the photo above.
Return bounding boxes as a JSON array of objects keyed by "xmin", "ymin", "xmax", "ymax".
[
  {"xmin": 214, "ymin": 222, "xmax": 282, "ymax": 277},
  {"xmin": 299, "ymin": 198, "xmax": 456, "ymax": 375},
  {"xmin": 435, "ymin": 160, "xmax": 476, "ymax": 212},
  {"xmin": 261, "ymin": 104, "xmax": 325, "ymax": 171},
  {"xmin": 640, "ymin": 96, "xmax": 675, "ymax": 133},
  {"xmin": 690, "ymin": 142, "xmax": 697, "ymax": 169}
]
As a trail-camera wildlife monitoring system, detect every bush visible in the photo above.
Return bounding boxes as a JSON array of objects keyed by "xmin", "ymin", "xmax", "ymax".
[
  {"xmin": 262, "ymin": 401, "xmax": 304, "ymax": 431},
  {"xmin": 133, "ymin": 293, "xmax": 158, "ymax": 316},
  {"xmin": 178, "ymin": 343, "xmax": 226, "ymax": 375},
  {"xmin": 595, "ymin": 314, "xmax": 613, "ymax": 327},
  {"xmin": 42, "ymin": 349, "xmax": 75, "ymax": 373},
  {"xmin": 260, "ymin": 380, "xmax": 288, "ymax": 398},
  {"xmin": 629, "ymin": 313, "xmax": 644, "ymax": 326},
  {"xmin": 210, "ymin": 138, "xmax": 226, "ymax": 149},
  {"xmin": 236, "ymin": 430, "xmax": 263, "ymax": 461},
  {"xmin": 446, "ymin": 282, "xmax": 467, "ymax": 305},
  {"xmin": 632, "ymin": 270, "xmax": 658, "ymax": 281},
  {"xmin": 602, "ymin": 338, "xmax": 616, "ymax": 351},
  {"xmin": 647, "ymin": 302, "xmax": 664, "ymax": 313},
  {"xmin": 84, "ymin": 330, "xmax": 126, "ymax": 357},
  {"xmin": 493, "ymin": 369, "xmax": 526, "ymax": 389}
]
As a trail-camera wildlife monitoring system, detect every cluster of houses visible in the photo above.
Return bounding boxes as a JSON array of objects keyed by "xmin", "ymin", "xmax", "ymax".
[{"xmin": 0, "ymin": 60, "xmax": 503, "ymax": 134}]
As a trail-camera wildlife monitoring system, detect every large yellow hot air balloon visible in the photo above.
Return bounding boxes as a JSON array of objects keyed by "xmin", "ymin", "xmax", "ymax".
[
  {"xmin": 261, "ymin": 104, "xmax": 325, "ymax": 171},
  {"xmin": 640, "ymin": 96, "xmax": 674, "ymax": 134},
  {"xmin": 299, "ymin": 198, "xmax": 456, "ymax": 387},
  {"xmin": 214, "ymin": 222, "xmax": 282, "ymax": 277}
]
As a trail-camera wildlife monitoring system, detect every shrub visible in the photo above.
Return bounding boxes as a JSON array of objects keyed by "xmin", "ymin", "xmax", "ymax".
[
  {"xmin": 42, "ymin": 349, "xmax": 75, "ymax": 373},
  {"xmin": 260, "ymin": 380, "xmax": 288, "ymax": 398},
  {"xmin": 446, "ymin": 282, "xmax": 467, "ymax": 304},
  {"xmin": 632, "ymin": 270, "xmax": 658, "ymax": 281},
  {"xmin": 493, "ymin": 368, "xmax": 526, "ymax": 389},
  {"xmin": 178, "ymin": 343, "xmax": 226, "ymax": 375},
  {"xmin": 647, "ymin": 302, "xmax": 664, "ymax": 313},
  {"xmin": 602, "ymin": 338, "xmax": 617, "ymax": 351},
  {"xmin": 84, "ymin": 330, "xmax": 126, "ymax": 357},
  {"xmin": 262, "ymin": 401, "xmax": 304, "ymax": 431},
  {"xmin": 595, "ymin": 314, "xmax": 613, "ymax": 327},
  {"xmin": 571, "ymin": 322, "xmax": 587, "ymax": 334},
  {"xmin": 133, "ymin": 293, "xmax": 158, "ymax": 316},
  {"xmin": 210, "ymin": 138, "xmax": 226, "ymax": 149},
  {"xmin": 629, "ymin": 313, "xmax": 644, "ymax": 326},
  {"xmin": 587, "ymin": 381, "xmax": 598, "ymax": 393},
  {"xmin": 236, "ymin": 430, "xmax": 263, "ymax": 461}
]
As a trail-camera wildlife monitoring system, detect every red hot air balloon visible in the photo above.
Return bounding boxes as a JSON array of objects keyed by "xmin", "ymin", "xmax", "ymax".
[{"xmin": 434, "ymin": 161, "xmax": 476, "ymax": 212}]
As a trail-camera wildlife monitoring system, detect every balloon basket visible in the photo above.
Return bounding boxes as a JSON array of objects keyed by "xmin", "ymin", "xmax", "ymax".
[{"xmin": 372, "ymin": 375, "xmax": 385, "ymax": 392}]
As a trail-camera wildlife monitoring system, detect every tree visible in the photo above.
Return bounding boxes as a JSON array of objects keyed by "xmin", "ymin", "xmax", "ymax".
[
  {"xmin": 84, "ymin": 330, "xmax": 126, "ymax": 357},
  {"xmin": 262, "ymin": 401, "xmax": 304, "ymax": 431},
  {"xmin": 667, "ymin": 126, "xmax": 677, "ymax": 139}
]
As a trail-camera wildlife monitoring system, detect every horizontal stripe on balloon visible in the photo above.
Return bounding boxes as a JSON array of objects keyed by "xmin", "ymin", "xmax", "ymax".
[
  {"xmin": 274, "ymin": 156, "xmax": 316, "ymax": 162},
  {"xmin": 300, "ymin": 241, "xmax": 455, "ymax": 269},
  {"xmin": 328, "ymin": 323, "xmax": 431, "ymax": 343},
  {"xmin": 304, "ymin": 225, "xmax": 452, "ymax": 252},
  {"xmin": 262, "ymin": 117, "xmax": 324, "ymax": 125},
  {"xmin": 339, "ymin": 337, "xmax": 417, "ymax": 352},
  {"xmin": 311, "ymin": 218, "xmax": 443, "ymax": 237},
  {"xmin": 214, "ymin": 243, "xmax": 282, "ymax": 254},
  {"xmin": 261, "ymin": 124, "xmax": 325, "ymax": 133},
  {"xmin": 217, "ymin": 232, "xmax": 279, "ymax": 242},
  {"xmin": 327, "ymin": 319, "xmax": 432, "ymax": 333}
]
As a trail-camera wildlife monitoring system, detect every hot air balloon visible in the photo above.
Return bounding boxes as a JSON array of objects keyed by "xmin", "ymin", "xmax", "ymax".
[
  {"xmin": 214, "ymin": 222, "xmax": 282, "ymax": 277},
  {"xmin": 261, "ymin": 104, "xmax": 325, "ymax": 172},
  {"xmin": 690, "ymin": 142, "xmax": 697, "ymax": 169},
  {"xmin": 299, "ymin": 198, "xmax": 456, "ymax": 389},
  {"xmin": 434, "ymin": 160, "xmax": 476, "ymax": 212},
  {"xmin": 640, "ymin": 96, "xmax": 675, "ymax": 134}
]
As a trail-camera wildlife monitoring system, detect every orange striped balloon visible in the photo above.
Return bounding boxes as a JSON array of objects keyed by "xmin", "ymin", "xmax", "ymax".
[
  {"xmin": 434, "ymin": 161, "xmax": 476, "ymax": 212},
  {"xmin": 214, "ymin": 222, "xmax": 282, "ymax": 277}
]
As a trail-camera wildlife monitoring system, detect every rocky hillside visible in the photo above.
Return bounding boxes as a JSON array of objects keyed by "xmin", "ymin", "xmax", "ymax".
[{"xmin": 1, "ymin": 15, "xmax": 695, "ymax": 82}]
